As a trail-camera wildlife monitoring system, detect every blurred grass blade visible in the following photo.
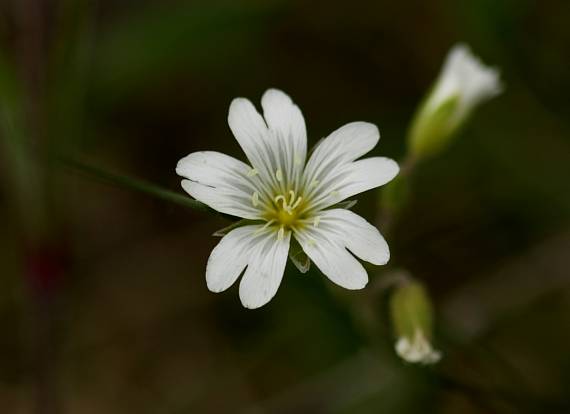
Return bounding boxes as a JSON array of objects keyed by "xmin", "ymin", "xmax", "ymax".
[
  {"xmin": 58, "ymin": 156, "xmax": 216, "ymax": 214},
  {"xmin": 0, "ymin": 49, "xmax": 49, "ymax": 239}
]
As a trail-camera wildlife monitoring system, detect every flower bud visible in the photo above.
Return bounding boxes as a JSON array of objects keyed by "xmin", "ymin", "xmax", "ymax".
[
  {"xmin": 408, "ymin": 43, "xmax": 503, "ymax": 159},
  {"xmin": 390, "ymin": 279, "xmax": 441, "ymax": 364}
]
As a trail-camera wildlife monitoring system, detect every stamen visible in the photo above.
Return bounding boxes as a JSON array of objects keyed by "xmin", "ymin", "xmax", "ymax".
[
  {"xmin": 290, "ymin": 196, "xmax": 302, "ymax": 210},
  {"xmin": 313, "ymin": 216, "xmax": 320, "ymax": 228},
  {"xmin": 263, "ymin": 219, "xmax": 275, "ymax": 230},
  {"xmin": 247, "ymin": 168, "xmax": 258, "ymax": 177},
  {"xmin": 251, "ymin": 191, "xmax": 259, "ymax": 207},
  {"xmin": 274, "ymin": 190, "xmax": 301, "ymax": 217},
  {"xmin": 288, "ymin": 190, "xmax": 296, "ymax": 205},
  {"xmin": 275, "ymin": 169, "xmax": 283, "ymax": 182},
  {"xmin": 277, "ymin": 226, "xmax": 285, "ymax": 241},
  {"xmin": 255, "ymin": 219, "xmax": 275, "ymax": 234},
  {"xmin": 274, "ymin": 194, "xmax": 286, "ymax": 205}
]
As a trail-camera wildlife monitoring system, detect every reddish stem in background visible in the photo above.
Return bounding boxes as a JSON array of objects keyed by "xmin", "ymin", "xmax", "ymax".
[{"xmin": 12, "ymin": 0, "xmax": 63, "ymax": 412}]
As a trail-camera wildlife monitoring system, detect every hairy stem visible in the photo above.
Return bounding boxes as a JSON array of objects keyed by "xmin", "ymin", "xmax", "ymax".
[{"xmin": 58, "ymin": 156, "xmax": 218, "ymax": 215}]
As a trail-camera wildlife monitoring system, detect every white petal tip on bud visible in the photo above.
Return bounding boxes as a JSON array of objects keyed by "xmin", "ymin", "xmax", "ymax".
[
  {"xmin": 395, "ymin": 330, "xmax": 442, "ymax": 365},
  {"xmin": 444, "ymin": 43, "xmax": 503, "ymax": 105}
]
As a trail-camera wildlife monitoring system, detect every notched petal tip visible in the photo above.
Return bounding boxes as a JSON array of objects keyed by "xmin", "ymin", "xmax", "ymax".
[
  {"xmin": 376, "ymin": 247, "xmax": 390, "ymax": 266},
  {"xmin": 175, "ymin": 152, "xmax": 201, "ymax": 178},
  {"xmin": 384, "ymin": 158, "xmax": 400, "ymax": 182},
  {"xmin": 180, "ymin": 179, "xmax": 193, "ymax": 194},
  {"xmin": 206, "ymin": 279, "xmax": 226, "ymax": 293},
  {"xmin": 340, "ymin": 275, "xmax": 368, "ymax": 290},
  {"xmin": 175, "ymin": 157, "xmax": 188, "ymax": 177},
  {"xmin": 238, "ymin": 283, "xmax": 278, "ymax": 309},
  {"xmin": 262, "ymin": 87, "xmax": 293, "ymax": 104},
  {"xmin": 175, "ymin": 151, "xmax": 206, "ymax": 178},
  {"xmin": 229, "ymin": 96, "xmax": 252, "ymax": 107},
  {"xmin": 240, "ymin": 298, "xmax": 264, "ymax": 310},
  {"xmin": 227, "ymin": 97, "xmax": 258, "ymax": 122},
  {"xmin": 348, "ymin": 121, "xmax": 381, "ymax": 145}
]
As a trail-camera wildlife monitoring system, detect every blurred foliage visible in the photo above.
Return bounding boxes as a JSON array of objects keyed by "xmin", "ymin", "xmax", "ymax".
[{"xmin": 0, "ymin": 0, "xmax": 569, "ymax": 413}]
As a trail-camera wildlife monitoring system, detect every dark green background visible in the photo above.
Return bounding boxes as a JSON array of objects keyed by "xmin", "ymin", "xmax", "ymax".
[{"xmin": 0, "ymin": 0, "xmax": 569, "ymax": 412}]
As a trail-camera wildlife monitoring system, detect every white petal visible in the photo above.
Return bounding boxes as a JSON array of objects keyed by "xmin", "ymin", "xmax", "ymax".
[
  {"xmin": 295, "ymin": 226, "xmax": 368, "ymax": 290},
  {"xmin": 228, "ymin": 94, "xmax": 306, "ymax": 191},
  {"xmin": 176, "ymin": 151, "xmax": 252, "ymax": 190},
  {"xmin": 311, "ymin": 157, "xmax": 399, "ymax": 210},
  {"xmin": 181, "ymin": 180, "xmax": 258, "ymax": 219},
  {"xmin": 227, "ymin": 98, "xmax": 276, "ymax": 182},
  {"xmin": 261, "ymin": 89, "xmax": 307, "ymax": 177},
  {"xmin": 315, "ymin": 209, "xmax": 390, "ymax": 265},
  {"xmin": 336, "ymin": 157, "xmax": 399, "ymax": 201},
  {"xmin": 177, "ymin": 151, "xmax": 262, "ymax": 219},
  {"xmin": 304, "ymin": 121, "xmax": 379, "ymax": 177},
  {"xmin": 446, "ymin": 44, "xmax": 502, "ymax": 99},
  {"xmin": 302, "ymin": 122, "xmax": 381, "ymax": 202},
  {"xmin": 206, "ymin": 225, "xmax": 261, "ymax": 292},
  {"xmin": 395, "ymin": 331, "xmax": 442, "ymax": 364},
  {"xmin": 239, "ymin": 230, "xmax": 291, "ymax": 309}
]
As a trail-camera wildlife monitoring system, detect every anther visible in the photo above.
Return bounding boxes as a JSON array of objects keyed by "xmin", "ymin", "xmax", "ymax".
[
  {"xmin": 275, "ymin": 169, "xmax": 283, "ymax": 182},
  {"xmin": 251, "ymin": 191, "xmax": 259, "ymax": 207},
  {"xmin": 313, "ymin": 216, "xmax": 320, "ymax": 228}
]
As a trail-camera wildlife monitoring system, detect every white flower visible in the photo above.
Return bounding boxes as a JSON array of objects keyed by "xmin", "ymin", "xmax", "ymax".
[
  {"xmin": 431, "ymin": 43, "xmax": 502, "ymax": 124},
  {"xmin": 409, "ymin": 43, "xmax": 503, "ymax": 157},
  {"xmin": 176, "ymin": 89, "xmax": 399, "ymax": 308},
  {"xmin": 395, "ymin": 329, "xmax": 442, "ymax": 365}
]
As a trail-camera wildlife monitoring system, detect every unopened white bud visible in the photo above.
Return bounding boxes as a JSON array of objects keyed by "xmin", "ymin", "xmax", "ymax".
[
  {"xmin": 390, "ymin": 279, "xmax": 441, "ymax": 365},
  {"xmin": 408, "ymin": 43, "xmax": 503, "ymax": 159}
]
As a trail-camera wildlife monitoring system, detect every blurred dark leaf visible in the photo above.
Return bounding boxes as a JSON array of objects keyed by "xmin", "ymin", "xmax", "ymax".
[{"xmin": 92, "ymin": 0, "xmax": 280, "ymax": 102}]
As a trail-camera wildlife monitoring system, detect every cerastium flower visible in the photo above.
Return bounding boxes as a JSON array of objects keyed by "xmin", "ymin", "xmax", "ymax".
[
  {"xmin": 177, "ymin": 89, "xmax": 399, "ymax": 308},
  {"xmin": 408, "ymin": 44, "xmax": 503, "ymax": 159}
]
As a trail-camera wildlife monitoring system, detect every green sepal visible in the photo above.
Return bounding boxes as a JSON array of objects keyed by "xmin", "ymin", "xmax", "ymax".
[
  {"xmin": 289, "ymin": 238, "xmax": 310, "ymax": 273},
  {"xmin": 389, "ymin": 279, "xmax": 435, "ymax": 341},
  {"xmin": 212, "ymin": 219, "xmax": 258, "ymax": 237},
  {"xmin": 332, "ymin": 199, "xmax": 357, "ymax": 210},
  {"xmin": 408, "ymin": 94, "xmax": 460, "ymax": 159}
]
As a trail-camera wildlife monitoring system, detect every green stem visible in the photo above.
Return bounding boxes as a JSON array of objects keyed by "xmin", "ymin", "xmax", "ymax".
[{"xmin": 57, "ymin": 156, "xmax": 218, "ymax": 215}]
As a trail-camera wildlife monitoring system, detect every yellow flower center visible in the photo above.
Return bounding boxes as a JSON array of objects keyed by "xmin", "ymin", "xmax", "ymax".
[
  {"xmin": 269, "ymin": 190, "xmax": 305, "ymax": 229},
  {"xmin": 276, "ymin": 207, "xmax": 298, "ymax": 227}
]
